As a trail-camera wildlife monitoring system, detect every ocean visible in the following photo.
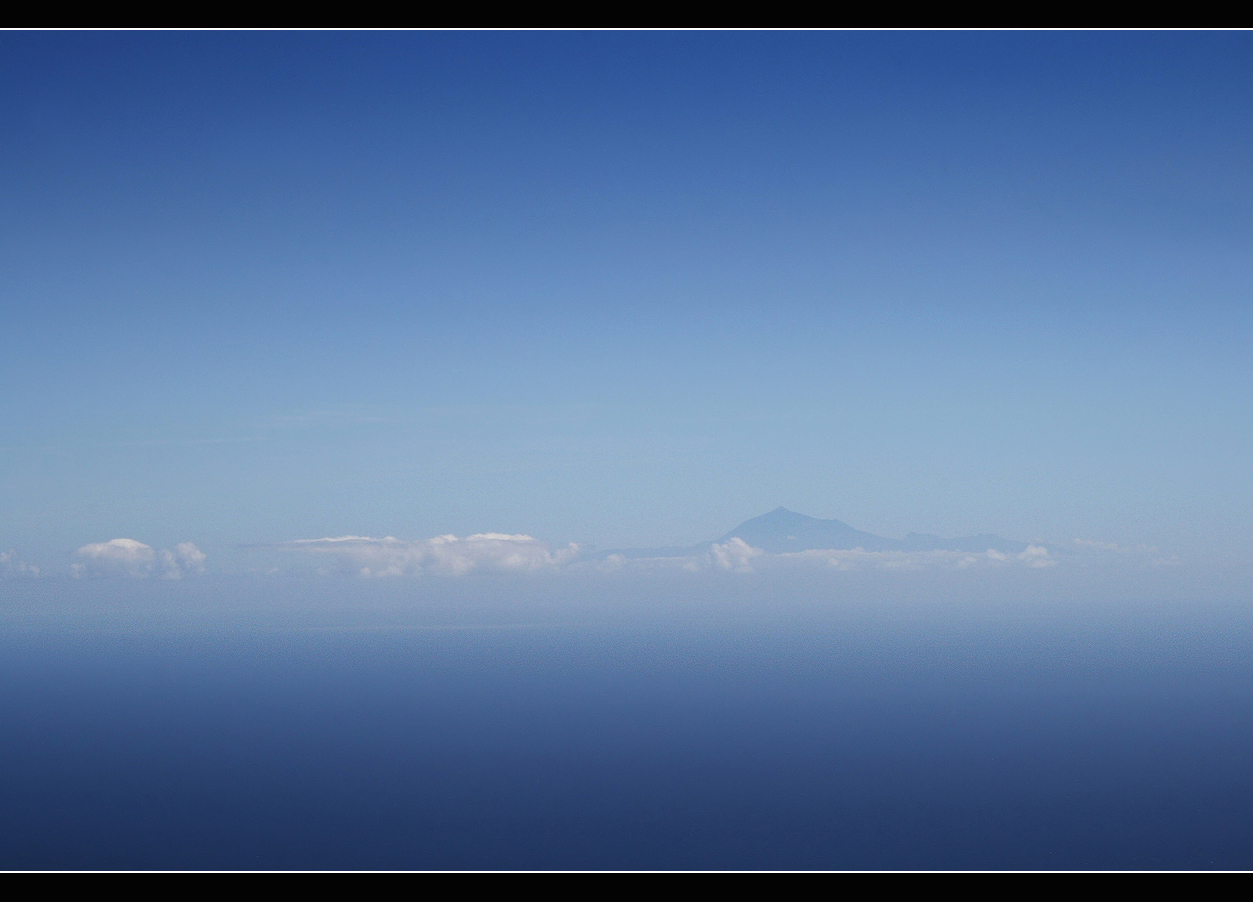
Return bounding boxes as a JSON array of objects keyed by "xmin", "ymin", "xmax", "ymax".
[{"xmin": 1, "ymin": 573, "xmax": 1250, "ymax": 870}]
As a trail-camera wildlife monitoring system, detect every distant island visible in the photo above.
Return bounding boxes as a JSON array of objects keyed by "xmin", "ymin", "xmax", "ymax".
[{"xmin": 602, "ymin": 507, "xmax": 1032, "ymax": 559}]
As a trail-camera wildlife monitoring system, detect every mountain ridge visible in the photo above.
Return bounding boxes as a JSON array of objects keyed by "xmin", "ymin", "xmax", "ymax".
[{"xmin": 600, "ymin": 507, "xmax": 1032, "ymax": 559}]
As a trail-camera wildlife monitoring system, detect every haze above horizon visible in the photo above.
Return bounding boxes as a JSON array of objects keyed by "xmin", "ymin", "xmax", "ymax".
[{"xmin": 2, "ymin": 31, "xmax": 1251, "ymax": 575}]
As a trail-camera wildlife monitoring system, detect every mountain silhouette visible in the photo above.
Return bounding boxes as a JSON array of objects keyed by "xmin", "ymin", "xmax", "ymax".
[
  {"xmin": 601, "ymin": 507, "xmax": 1031, "ymax": 558},
  {"xmin": 717, "ymin": 507, "xmax": 900, "ymax": 553},
  {"xmin": 718, "ymin": 508, "xmax": 1030, "ymax": 554}
]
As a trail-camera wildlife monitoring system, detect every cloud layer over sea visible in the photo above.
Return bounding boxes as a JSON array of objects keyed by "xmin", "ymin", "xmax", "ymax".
[
  {"xmin": 260, "ymin": 532, "xmax": 1061, "ymax": 577},
  {"xmin": 70, "ymin": 539, "xmax": 206, "ymax": 580}
]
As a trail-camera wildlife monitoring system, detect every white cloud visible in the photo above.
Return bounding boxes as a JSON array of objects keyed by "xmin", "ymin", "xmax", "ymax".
[
  {"xmin": 71, "ymin": 539, "xmax": 206, "ymax": 579},
  {"xmin": 268, "ymin": 533, "xmax": 1071, "ymax": 578},
  {"xmin": 71, "ymin": 538, "xmax": 154, "ymax": 578},
  {"xmin": 272, "ymin": 534, "xmax": 580, "ymax": 577},
  {"xmin": 1018, "ymin": 545, "xmax": 1054, "ymax": 568},
  {"xmin": 161, "ymin": 541, "xmax": 207, "ymax": 578},
  {"xmin": 709, "ymin": 538, "xmax": 764, "ymax": 572},
  {"xmin": 0, "ymin": 550, "xmax": 39, "ymax": 578},
  {"xmin": 700, "ymin": 542, "xmax": 1055, "ymax": 573}
]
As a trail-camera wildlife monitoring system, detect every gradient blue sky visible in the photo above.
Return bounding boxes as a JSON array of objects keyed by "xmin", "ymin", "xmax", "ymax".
[{"xmin": 2, "ymin": 31, "xmax": 1251, "ymax": 571}]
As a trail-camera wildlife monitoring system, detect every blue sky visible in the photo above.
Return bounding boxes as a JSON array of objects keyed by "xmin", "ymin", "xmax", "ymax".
[{"xmin": 2, "ymin": 31, "xmax": 1252, "ymax": 572}]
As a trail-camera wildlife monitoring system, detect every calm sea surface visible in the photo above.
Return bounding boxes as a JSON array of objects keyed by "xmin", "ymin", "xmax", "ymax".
[{"xmin": 2, "ymin": 582, "xmax": 1251, "ymax": 869}]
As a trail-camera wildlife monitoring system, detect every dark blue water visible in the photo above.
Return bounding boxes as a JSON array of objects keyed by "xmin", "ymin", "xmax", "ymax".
[{"xmin": 2, "ymin": 585, "xmax": 1252, "ymax": 869}]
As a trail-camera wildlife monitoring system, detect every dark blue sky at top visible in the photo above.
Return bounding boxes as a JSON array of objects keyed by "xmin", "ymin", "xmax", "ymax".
[{"xmin": 2, "ymin": 32, "xmax": 1252, "ymax": 566}]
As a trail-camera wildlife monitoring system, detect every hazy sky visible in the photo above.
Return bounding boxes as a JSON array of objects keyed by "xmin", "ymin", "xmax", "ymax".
[{"xmin": 3, "ymin": 31, "xmax": 1252, "ymax": 572}]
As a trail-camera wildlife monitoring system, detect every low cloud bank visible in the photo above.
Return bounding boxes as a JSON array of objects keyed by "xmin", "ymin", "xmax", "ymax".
[
  {"xmin": 271, "ymin": 533, "xmax": 1060, "ymax": 577},
  {"xmin": 64, "ymin": 530, "xmax": 1176, "ymax": 579},
  {"xmin": 602, "ymin": 539, "xmax": 1056, "ymax": 574},
  {"xmin": 271, "ymin": 534, "xmax": 581, "ymax": 577},
  {"xmin": 71, "ymin": 539, "xmax": 206, "ymax": 579},
  {"xmin": 0, "ymin": 550, "xmax": 39, "ymax": 578},
  {"xmin": 2, "ymin": 527, "xmax": 1175, "ymax": 582},
  {"xmin": 769, "ymin": 542, "xmax": 1056, "ymax": 571}
]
